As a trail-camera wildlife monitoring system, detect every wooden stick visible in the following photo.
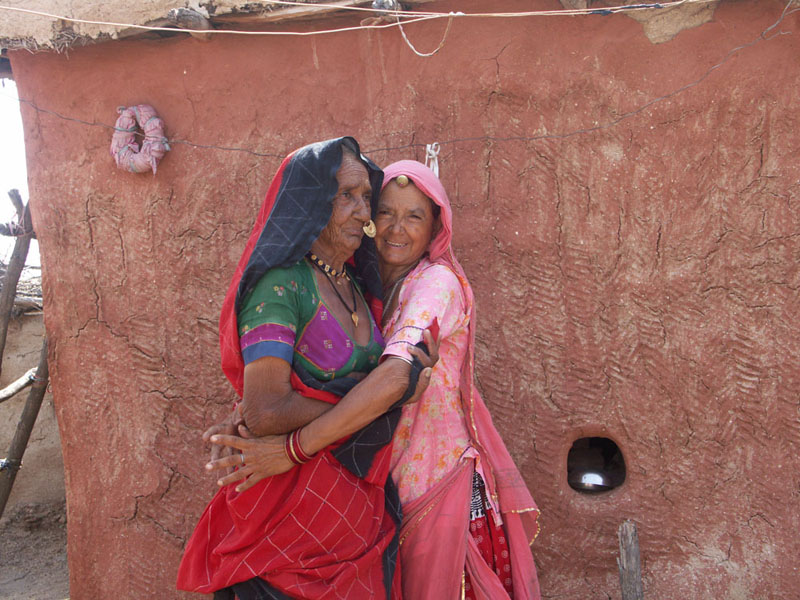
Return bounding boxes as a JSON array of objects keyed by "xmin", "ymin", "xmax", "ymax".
[
  {"xmin": 0, "ymin": 196, "xmax": 33, "ymax": 380},
  {"xmin": 0, "ymin": 367, "xmax": 36, "ymax": 403},
  {"xmin": 7, "ymin": 189, "xmax": 24, "ymax": 223},
  {"xmin": 0, "ymin": 337, "xmax": 48, "ymax": 520},
  {"xmin": 12, "ymin": 296, "xmax": 43, "ymax": 313},
  {"xmin": 618, "ymin": 520, "xmax": 644, "ymax": 600}
]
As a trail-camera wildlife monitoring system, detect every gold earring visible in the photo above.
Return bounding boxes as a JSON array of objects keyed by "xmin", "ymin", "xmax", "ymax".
[{"xmin": 362, "ymin": 220, "xmax": 376, "ymax": 238}]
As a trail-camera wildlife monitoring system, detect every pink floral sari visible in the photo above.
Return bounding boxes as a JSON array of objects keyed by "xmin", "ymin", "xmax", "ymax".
[{"xmin": 379, "ymin": 161, "xmax": 541, "ymax": 600}]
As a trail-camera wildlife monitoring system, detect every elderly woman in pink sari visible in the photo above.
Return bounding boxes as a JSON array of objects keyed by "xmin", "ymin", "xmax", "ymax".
[{"xmin": 209, "ymin": 160, "xmax": 541, "ymax": 599}]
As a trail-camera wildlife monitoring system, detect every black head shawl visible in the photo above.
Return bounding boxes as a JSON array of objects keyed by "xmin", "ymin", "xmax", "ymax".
[
  {"xmin": 220, "ymin": 136, "xmax": 383, "ymax": 397},
  {"xmin": 234, "ymin": 136, "xmax": 383, "ymax": 315}
]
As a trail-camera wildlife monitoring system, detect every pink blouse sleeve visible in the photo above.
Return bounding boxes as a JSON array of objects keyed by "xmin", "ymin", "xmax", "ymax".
[{"xmin": 382, "ymin": 264, "xmax": 465, "ymax": 363}]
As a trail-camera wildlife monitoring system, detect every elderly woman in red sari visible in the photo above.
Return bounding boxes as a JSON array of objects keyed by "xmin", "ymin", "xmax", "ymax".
[
  {"xmin": 177, "ymin": 139, "xmax": 437, "ymax": 600},
  {"xmin": 210, "ymin": 161, "xmax": 542, "ymax": 599}
]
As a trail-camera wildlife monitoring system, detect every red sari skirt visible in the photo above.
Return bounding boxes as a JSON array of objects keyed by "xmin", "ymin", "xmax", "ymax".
[{"xmin": 177, "ymin": 442, "xmax": 401, "ymax": 599}]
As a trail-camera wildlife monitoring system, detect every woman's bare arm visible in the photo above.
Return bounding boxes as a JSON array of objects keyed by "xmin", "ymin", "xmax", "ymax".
[
  {"xmin": 240, "ymin": 356, "xmax": 331, "ymax": 436},
  {"xmin": 298, "ymin": 339, "xmax": 434, "ymax": 455},
  {"xmin": 206, "ymin": 330, "xmax": 437, "ymax": 491}
]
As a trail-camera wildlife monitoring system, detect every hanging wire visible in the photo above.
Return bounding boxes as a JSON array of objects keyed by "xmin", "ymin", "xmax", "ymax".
[
  {"xmin": 368, "ymin": 0, "xmax": 800, "ymax": 153},
  {"xmin": 0, "ymin": 0, "xmax": 721, "ymax": 60},
  {"xmin": 0, "ymin": 0, "xmax": 721, "ymax": 39},
  {"xmin": 396, "ymin": 12, "xmax": 455, "ymax": 57},
  {"xmin": 0, "ymin": 4, "xmax": 440, "ymax": 38},
  {"xmin": 0, "ymin": 1, "xmax": 796, "ymax": 160}
]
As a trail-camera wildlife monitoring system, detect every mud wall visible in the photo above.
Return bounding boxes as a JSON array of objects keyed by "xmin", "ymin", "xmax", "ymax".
[{"xmin": 10, "ymin": 1, "xmax": 800, "ymax": 597}]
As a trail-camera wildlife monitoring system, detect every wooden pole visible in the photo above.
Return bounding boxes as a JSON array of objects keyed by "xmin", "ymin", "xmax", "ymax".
[
  {"xmin": 0, "ymin": 191, "xmax": 33, "ymax": 379},
  {"xmin": 618, "ymin": 520, "xmax": 644, "ymax": 600},
  {"xmin": 0, "ymin": 337, "xmax": 48, "ymax": 520}
]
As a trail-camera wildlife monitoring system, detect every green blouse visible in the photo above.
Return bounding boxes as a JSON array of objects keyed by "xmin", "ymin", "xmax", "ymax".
[{"xmin": 237, "ymin": 259, "xmax": 384, "ymax": 381}]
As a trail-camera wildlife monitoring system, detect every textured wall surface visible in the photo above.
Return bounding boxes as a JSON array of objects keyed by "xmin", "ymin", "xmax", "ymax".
[{"xmin": 10, "ymin": 1, "xmax": 800, "ymax": 598}]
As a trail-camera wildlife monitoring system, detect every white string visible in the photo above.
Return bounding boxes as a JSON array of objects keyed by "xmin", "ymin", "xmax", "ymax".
[
  {"xmin": 425, "ymin": 142, "xmax": 440, "ymax": 177},
  {"xmin": 0, "ymin": 4, "xmax": 440, "ymax": 38},
  {"xmin": 397, "ymin": 12, "xmax": 456, "ymax": 57},
  {"xmin": 264, "ymin": 0, "xmax": 438, "ymax": 16},
  {"xmin": 432, "ymin": 0, "xmax": 716, "ymax": 18},
  {"xmin": 256, "ymin": 0, "xmax": 716, "ymax": 18},
  {"xmin": 0, "ymin": 0, "xmax": 721, "ymax": 61},
  {"xmin": 0, "ymin": 0, "xmax": 721, "ymax": 40},
  {"xmin": 2, "ymin": 0, "xmax": 793, "ymax": 163}
]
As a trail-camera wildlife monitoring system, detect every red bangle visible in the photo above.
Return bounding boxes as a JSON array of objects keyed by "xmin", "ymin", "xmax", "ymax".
[
  {"xmin": 292, "ymin": 429, "xmax": 315, "ymax": 462},
  {"xmin": 285, "ymin": 429, "xmax": 316, "ymax": 465}
]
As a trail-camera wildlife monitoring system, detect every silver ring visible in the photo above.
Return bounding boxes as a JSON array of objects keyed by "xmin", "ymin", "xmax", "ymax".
[{"xmin": 240, "ymin": 453, "xmax": 246, "ymax": 465}]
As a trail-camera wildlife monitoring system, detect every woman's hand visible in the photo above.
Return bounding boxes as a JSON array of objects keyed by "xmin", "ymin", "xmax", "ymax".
[
  {"xmin": 205, "ymin": 425, "xmax": 294, "ymax": 492},
  {"xmin": 409, "ymin": 328, "xmax": 440, "ymax": 368},
  {"xmin": 405, "ymin": 328, "xmax": 441, "ymax": 404},
  {"xmin": 201, "ymin": 407, "xmax": 245, "ymax": 475}
]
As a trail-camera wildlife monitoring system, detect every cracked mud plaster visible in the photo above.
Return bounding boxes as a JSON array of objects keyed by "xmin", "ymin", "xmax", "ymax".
[{"xmin": 561, "ymin": 0, "xmax": 720, "ymax": 43}]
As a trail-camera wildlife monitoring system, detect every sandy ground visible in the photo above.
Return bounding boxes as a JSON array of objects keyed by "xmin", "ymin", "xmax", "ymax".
[{"xmin": 0, "ymin": 501, "xmax": 69, "ymax": 600}]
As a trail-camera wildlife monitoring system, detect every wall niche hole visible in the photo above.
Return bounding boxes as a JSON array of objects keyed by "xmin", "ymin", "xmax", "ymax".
[{"xmin": 567, "ymin": 437, "xmax": 626, "ymax": 494}]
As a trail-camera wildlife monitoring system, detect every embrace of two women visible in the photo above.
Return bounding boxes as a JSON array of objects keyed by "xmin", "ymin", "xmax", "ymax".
[{"xmin": 176, "ymin": 137, "xmax": 541, "ymax": 600}]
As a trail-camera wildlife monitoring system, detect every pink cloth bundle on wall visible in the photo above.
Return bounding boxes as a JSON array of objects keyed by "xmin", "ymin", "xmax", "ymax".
[{"xmin": 109, "ymin": 104, "xmax": 169, "ymax": 174}]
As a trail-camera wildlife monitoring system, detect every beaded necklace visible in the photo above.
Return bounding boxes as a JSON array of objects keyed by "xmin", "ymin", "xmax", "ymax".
[{"xmin": 307, "ymin": 254, "xmax": 360, "ymax": 327}]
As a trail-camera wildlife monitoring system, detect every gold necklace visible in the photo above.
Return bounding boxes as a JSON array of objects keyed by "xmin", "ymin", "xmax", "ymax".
[
  {"xmin": 307, "ymin": 253, "xmax": 349, "ymax": 280},
  {"xmin": 309, "ymin": 257, "xmax": 360, "ymax": 327}
]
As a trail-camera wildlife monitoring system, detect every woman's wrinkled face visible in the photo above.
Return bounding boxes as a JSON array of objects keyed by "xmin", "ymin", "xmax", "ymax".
[
  {"xmin": 375, "ymin": 179, "xmax": 438, "ymax": 274},
  {"xmin": 316, "ymin": 152, "xmax": 372, "ymax": 256}
]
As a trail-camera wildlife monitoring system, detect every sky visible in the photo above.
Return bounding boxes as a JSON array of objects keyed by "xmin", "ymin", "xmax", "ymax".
[{"xmin": 0, "ymin": 78, "xmax": 40, "ymax": 268}]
